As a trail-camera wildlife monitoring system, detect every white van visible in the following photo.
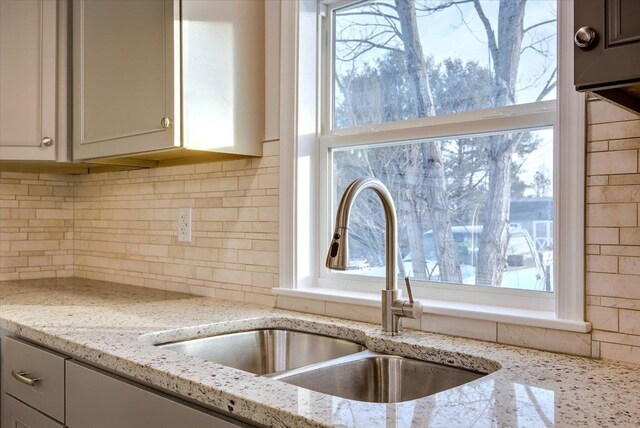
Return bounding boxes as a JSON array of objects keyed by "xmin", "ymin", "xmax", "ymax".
[
  {"xmin": 403, "ymin": 225, "xmax": 547, "ymax": 291},
  {"xmin": 358, "ymin": 225, "xmax": 549, "ymax": 291}
]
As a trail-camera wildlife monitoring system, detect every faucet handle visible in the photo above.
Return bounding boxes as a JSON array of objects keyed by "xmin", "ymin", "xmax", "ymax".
[
  {"xmin": 404, "ymin": 277, "xmax": 415, "ymax": 303},
  {"xmin": 391, "ymin": 277, "xmax": 423, "ymax": 320}
]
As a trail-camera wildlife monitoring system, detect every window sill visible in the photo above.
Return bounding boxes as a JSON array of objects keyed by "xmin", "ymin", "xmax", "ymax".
[{"xmin": 273, "ymin": 287, "xmax": 592, "ymax": 333}]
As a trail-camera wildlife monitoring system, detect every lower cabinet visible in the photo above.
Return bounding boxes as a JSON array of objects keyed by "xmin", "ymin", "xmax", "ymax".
[
  {"xmin": 1, "ymin": 337, "xmax": 67, "ymax": 428},
  {"xmin": 0, "ymin": 337, "xmax": 251, "ymax": 428},
  {"xmin": 1, "ymin": 338, "xmax": 67, "ymax": 423},
  {"xmin": 65, "ymin": 361, "xmax": 245, "ymax": 428},
  {"xmin": 2, "ymin": 395, "xmax": 62, "ymax": 428}
]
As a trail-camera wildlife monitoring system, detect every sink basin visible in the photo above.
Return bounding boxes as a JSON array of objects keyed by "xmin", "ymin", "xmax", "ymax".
[
  {"xmin": 157, "ymin": 329, "xmax": 365, "ymax": 375},
  {"xmin": 274, "ymin": 351, "xmax": 485, "ymax": 403}
]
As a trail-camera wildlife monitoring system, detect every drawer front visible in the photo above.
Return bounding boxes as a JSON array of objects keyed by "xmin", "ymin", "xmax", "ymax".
[
  {"xmin": 2, "ymin": 394, "xmax": 64, "ymax": 428},
  {"xmin": 1, "ymin": 337, "xmax": 67, "ymax": 422},
  {"xmin": 66, "ymin": 361, "xmax": 246, "ymax": 428}
]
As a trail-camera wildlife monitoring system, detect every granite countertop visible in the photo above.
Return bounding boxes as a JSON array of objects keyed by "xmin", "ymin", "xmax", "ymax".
[{"xmin": 0, "ymin": 278, "xmax": 638, "ymax": 427}]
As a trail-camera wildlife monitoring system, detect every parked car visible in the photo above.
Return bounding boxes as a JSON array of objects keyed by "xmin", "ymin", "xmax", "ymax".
[{"xmin": 357, "ymin": 225, "xmax": 548, "ymax": 291}]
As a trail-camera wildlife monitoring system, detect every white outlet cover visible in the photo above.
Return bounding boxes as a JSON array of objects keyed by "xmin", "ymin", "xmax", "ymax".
[{"xmin": 178, "ymin": 207, "xmax": 192, "ymax": 242}]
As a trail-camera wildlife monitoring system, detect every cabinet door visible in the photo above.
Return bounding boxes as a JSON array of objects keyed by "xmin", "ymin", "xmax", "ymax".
[
  {"xmin": 0, "ymin": 0, "xmax": 57, "ymax": 161},
  {"xmin": 73, "ymin": 0, "xmax": 178, "ymax": 160},
  {"xmin": 575, "ymin": 0, "xmax": 640, "ymax": 90},
  {"xmin": 2, "ymin": 395, "xmax": 63, "ymax": 428},
  {"xmin": 66, "ymin": 361, "xmax": 248, "ymax": 428}
]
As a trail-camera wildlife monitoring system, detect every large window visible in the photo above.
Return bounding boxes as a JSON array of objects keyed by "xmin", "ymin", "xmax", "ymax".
[
  {"xmin": 278, "ymin": 0, "xmax": 586, "ymax": 328},
  {"xmin": 323, "ymin": 0, "xmax": 557, "ymax": 295}
]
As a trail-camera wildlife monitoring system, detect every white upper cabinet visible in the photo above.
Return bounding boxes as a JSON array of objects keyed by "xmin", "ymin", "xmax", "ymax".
[
  {"xmin": 73, "ymin": 0, "xmax": 264, "ymax": 163},
  {"xmin": 181, "ymin": 0, "xmax": 264, "ymax": 156},
  {"xmin": 0, "ymin": 0, "xmax": 59, "ymax": 161},
  {"xmin": 73, "ymin": 0, "xmax": 177, "ymax": 160}
]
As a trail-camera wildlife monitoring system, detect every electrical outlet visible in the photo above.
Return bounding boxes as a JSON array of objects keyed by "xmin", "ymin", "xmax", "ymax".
[{"xmin": 178, "ymin": 207, "xmax": 192, "ymax": 242}]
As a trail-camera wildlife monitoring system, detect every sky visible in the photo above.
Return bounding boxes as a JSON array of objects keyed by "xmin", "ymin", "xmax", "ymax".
[{"xmin": 334, "ymin": 0, "xmax": 557, "ymax": 105}]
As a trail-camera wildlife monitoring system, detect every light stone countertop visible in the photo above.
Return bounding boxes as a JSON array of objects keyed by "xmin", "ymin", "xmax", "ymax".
[{"xmin": 0, "ymin": 278, "xmax": 638, "ymax": 427}]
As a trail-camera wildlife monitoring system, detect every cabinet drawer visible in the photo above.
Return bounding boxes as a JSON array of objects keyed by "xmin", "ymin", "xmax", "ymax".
[
  {"xmin": 1, "ymin": 337, "xmax": 67, "ymax": 422},
  {"xmin": 2, "ymin": 394, "xmax": 63, "ymax": 428},
  {"xmin": 66, "ymin": 361, "xmax": 247, "ymax": 428}
]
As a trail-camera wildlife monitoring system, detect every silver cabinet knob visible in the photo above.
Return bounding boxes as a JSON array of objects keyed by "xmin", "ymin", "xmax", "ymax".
[
  {"xmin": 161, "ymin": 117, "xmax": 172, "ymax": 129},
  {"xmin": 574, "ymin": 26, "xmax": 597, "ymax": 49},
  {"xmin": 41, "ymin": 137, "xmax": 53, "ymax": 147}
]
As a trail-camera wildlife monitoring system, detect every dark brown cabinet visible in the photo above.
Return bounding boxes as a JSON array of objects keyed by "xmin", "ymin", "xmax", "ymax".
[{"xmin": 574, "ymin": 0, "xmax": 640, "ymax": 113}]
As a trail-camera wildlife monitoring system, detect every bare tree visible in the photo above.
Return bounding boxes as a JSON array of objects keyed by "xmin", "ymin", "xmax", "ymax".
[
  {"xmin": 335, "ymin": 0, "xmax": 462, "ymax": 282},
  {"xmin": 472, "ymin": 0, "xmax": 555, "ymax": 286},
  {"xmin": 395, "ymin": 0, "xmax": 462, "ymax": 282}
]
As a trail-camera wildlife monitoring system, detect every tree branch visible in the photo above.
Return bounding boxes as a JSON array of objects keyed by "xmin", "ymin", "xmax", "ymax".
[
  {"xmin": 471, "ymin": 0, "xmax": 499, "ymax": 66},
  {"xmin": 337, "ymin": 11, "xmax": 400, "ymax": 22},
  {"xmin": 520, "ymin": 33, "xmax": 555, "ymax": 55},
  {"xmin": 415, "ymin": 0, "xmax": 473, "ymax": 15},
  {"xmin": 336, "ymin": 37, "xmax": 404, "ymax": 62},
  {"xmin": 524, "ymin": 19, "xmax": 556, "ymax": 34},
  {"xmin": 371, "ymin": 2, "xmax": 404, "ymax": 39},
  {"xmin": 536, "ymin": 68, "xmax": 557, "ymax": 101}
]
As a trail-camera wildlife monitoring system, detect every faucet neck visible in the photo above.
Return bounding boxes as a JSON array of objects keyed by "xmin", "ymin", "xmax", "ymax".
[
  {"xmin": 333, "ymin": 178, "xmax": 398, "ymax": 291},
  {"xmin": 328, "ymin": 177, "xmax": 422, "ymax": 336}
]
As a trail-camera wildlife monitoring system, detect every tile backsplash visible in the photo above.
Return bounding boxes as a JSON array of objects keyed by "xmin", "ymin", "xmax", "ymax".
[
  {"xmin": 73, "ymin": 141, "xmax": 279, "ymax": 304},
  {"xmin": 1, "ymin": 141, "xmax": 278, "ymax": 303},
  {"xmin": 586, "ymin": 99, "xmax": 640, "ymax": 365},
  {"xmin": 0, "ymin": 173, "xmax": 74, "ymax": 280},
  {"xmin": 2, "ymin": 99, "xmax": 640, "ymax": 364}
]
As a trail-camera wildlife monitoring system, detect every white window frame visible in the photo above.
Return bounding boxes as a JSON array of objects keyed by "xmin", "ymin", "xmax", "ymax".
[{"xmin": 276, "ymin": 0, "xmax": 590, "ymax": 333}]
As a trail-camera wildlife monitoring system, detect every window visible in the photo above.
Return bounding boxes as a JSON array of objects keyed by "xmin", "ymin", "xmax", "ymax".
[{"xmin": 278, "ymin": 0, "xmax": 587, "ymax": 330}]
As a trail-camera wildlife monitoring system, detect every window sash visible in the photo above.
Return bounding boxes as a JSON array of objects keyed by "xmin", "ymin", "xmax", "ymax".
[
  {"xmin": 317, "ymin": 127, "xmax": 557, "ymax": 312},
  {"xmin": 323, "ymin": 0, "xmax": 557, "ymax": 135}
]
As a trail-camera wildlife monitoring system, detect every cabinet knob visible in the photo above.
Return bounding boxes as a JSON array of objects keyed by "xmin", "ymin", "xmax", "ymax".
[
  {"xmin": 161, "ymin": 117, "xmax": 173, "ymax": 129},
  {"xmin": 574, "ymin": 26, "xmax": 597, "ymax": 49},
  {"xmin": 41, "ymin": 137, "xmax": 53, "ymax": 147}
]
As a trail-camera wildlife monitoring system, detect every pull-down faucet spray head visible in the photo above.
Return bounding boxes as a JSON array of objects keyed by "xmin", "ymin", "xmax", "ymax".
[{"xmin": 326, "ymin": 227, "xmax": 350, "ymax": 271}]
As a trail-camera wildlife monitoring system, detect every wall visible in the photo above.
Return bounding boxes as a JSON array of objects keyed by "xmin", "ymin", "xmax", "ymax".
[
  {"xmin": 2, "ymin": 100, "xmax": 640, "ymax": 364},
  {"xmin": 73, "ymin": 141, "xmax": 279, "ymax": 304},
  {"xmin": 0, "ymin": 172, "xmax": 74, "ymax": 280},
  {"xmin": 585, "ymin": 98, "xmax": 640, "ymax": 365}
]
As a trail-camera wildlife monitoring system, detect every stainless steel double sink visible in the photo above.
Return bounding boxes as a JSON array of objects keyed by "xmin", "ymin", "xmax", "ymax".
[{"xmin": 157, "ymin": 329, "xmax": 485, "ymax": 403}]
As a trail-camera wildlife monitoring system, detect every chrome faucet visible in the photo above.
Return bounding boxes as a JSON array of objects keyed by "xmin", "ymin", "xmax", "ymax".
[{"xmin": 326, "ymin": 178, "xmax": 423, "ymax": 335}]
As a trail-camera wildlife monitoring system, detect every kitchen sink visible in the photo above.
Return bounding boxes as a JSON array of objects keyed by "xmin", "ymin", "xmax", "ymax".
[
  {"xmin": 157, "ymin": 329, "xmax": 365, "ymax": 375},
  {"xmin": 158, "ymin": 328, "xmax": 486, "ymax": 403},
  {"xmin": 273, "ymin": 351, "xmax": 485, "ymax": 403}
]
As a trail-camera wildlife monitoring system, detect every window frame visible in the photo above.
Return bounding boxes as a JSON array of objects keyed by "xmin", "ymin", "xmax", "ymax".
[{"xmin": 276, "ymin": 0, "xmax": 589, "ymax": 332}]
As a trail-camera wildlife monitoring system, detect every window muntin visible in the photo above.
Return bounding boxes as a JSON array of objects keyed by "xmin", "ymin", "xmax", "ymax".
[
  {"xmin": 332, "ymin": 0, "xmax": 557, "ymax": 130},
  {"xmin": 330, "ymin": 127, "xmax": 553, "ymax": 292}
]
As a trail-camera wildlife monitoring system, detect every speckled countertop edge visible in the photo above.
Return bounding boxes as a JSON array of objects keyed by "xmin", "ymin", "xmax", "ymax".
[{"xmin": 1, "ymin": 278, "xmax": 638, "ymax": 428}]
